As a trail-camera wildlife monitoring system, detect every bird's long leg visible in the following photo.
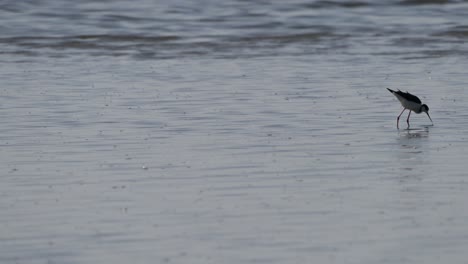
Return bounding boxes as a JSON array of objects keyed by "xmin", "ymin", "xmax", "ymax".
[
  {"xmin": 406, "ymin": 110, "xmax": 411, "ymax": 128},
  {"xmin": 397, "ymin": 108, "xmax": 406, "ymax": 129}
]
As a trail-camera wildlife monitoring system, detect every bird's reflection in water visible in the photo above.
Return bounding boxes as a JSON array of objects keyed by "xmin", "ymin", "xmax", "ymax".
[
  {"xmin": 399, "ymin": 126, "xmax": 430, "ymax": 139},
  {"xmin": 397, "ymin": 126, "xmax": 430, "ymax": 156},
  {"xmin": 394, "ymin": 126, "xmax": 431, "ymax": 175}
]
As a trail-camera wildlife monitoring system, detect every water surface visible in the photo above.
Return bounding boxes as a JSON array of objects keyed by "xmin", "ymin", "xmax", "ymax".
[{"xmin": 2, "ymin": 0, "xmax": 468, "ymax": 263}]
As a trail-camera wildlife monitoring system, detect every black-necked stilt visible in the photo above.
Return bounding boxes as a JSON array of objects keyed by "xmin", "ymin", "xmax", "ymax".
[{"xmin": 387, "ymin": 88, "xmax": 433, "ymax": 129}]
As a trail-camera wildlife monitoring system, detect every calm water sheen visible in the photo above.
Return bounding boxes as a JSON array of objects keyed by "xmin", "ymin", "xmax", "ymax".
[{"xmin": 2, "ymin": 0, "xmax": 468, "ymax": 263}]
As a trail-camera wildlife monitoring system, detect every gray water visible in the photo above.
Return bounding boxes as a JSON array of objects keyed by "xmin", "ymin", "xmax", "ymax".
[{"xmin": 2, "ymin": 0, "xmax": 468, "ymax": 263}]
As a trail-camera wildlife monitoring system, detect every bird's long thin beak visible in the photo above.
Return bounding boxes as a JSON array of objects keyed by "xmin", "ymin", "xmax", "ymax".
[{"xmin": 426, "ymin": 112, "xmax": 433, "ymax": 124}]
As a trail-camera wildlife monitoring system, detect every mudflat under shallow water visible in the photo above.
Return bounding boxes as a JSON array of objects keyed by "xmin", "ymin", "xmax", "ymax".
[{"xmin": 2, "ymin": 1, "xmax": 468, "ymax": 263}]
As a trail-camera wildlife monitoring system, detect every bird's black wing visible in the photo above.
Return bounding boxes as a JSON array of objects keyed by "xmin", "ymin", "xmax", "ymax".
[{"xmin": 394, "ymin": 90, "xmax": 421, "ymax": 104}]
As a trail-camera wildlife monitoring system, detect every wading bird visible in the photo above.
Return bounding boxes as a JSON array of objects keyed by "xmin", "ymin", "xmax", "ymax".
[{"xmin": 387, "ymin": 88, "xmax": 433, "ymax": 129}]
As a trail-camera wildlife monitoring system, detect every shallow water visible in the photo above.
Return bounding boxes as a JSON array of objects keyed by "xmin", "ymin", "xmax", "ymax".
[{"xmin": 2, "ymin": 1, "xmax": 468, "ymax": 263}]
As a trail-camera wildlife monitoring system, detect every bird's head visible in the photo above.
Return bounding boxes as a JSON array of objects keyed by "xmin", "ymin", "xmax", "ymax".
[
  {"xmin": 421, "ymin": 104, "xmax": 429, "ymax": 113},
  {"xmin": 421, "ymin": 104, "xmax": 433, "ymax": 124}
]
